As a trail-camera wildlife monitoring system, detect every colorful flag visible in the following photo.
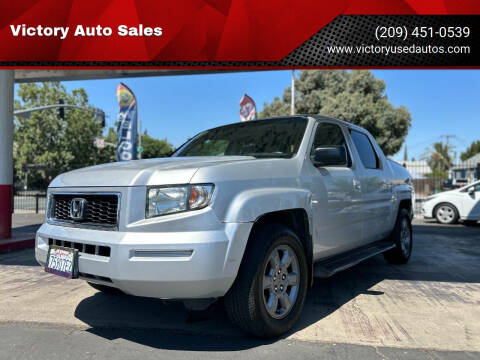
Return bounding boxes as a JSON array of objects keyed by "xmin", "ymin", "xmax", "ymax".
[
  {"xmin": 116, "ymin": 83, "xmax": 138, "ymax": 161},
  {"xmin": 239, "ymin": 94, "xmax": 256, "ymax": 121}
]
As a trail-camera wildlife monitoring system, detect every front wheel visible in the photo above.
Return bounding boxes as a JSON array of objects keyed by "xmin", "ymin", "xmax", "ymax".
[
  {"xmin": 434, "ymin": 203, "xmax": 459, "ymax": 224},
  {"xmin": 224, "ymin": 224, "xmax": 308, "ymax": 338},
  {"xmin": 384, "ymin": 208, "xmax": 413, "ymax": 264}
]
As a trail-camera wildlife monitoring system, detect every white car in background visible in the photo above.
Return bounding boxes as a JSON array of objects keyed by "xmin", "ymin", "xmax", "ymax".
[{"xmin": 422, "ymin": 181, "xmax": 480, "ymax": 225}]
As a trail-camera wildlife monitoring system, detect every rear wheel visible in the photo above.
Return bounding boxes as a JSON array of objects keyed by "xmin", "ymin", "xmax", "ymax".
[
  {"xmin": 384, "ymin": 208, "xmax": 413, "ymax": 264},
  {"xmin": 434, "ymin": 203, "xmax": 459, "ymax": 224},
  {"xmin": 224, "ymin": 224, "xmax": 308, "ymax": 338}
]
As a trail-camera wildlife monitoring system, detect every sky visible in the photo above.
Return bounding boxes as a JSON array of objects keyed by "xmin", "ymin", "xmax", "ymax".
[{"xmin": 15, "ymin": 70, "xmax": 480, "ymax": 162}]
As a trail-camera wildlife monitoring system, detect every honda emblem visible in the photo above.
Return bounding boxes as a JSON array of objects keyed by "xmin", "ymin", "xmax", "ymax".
[{"xmin": 70, "ymin": 198, "xmax": 87, "ymax": 221}]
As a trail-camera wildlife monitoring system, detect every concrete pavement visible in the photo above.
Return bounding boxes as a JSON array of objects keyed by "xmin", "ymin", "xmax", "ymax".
[{"xmin": 0, "ymin": 220, "xmax": 479, "ymax": 358}]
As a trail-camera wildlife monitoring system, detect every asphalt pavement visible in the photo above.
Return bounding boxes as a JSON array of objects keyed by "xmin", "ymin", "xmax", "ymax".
[
  {"xmin": 0, "ymin": 219, "xmax": 479, "ymax": 359},
  {"xmin": 0, "ymin": 322, "xmax": 478, "ymax": 360}
]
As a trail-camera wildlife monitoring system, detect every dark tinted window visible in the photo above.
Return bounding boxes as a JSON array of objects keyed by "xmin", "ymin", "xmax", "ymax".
[
  {"xmin": 350, "ymin": 130, "xmax": 379, "ymax": 169},
  {"xmin": 175, "ymin": 118, "xmax": 307, "ymax": 158},
  {"xmin": 311, "ymin": 122, "xmax": 350, "ymax": 165}
]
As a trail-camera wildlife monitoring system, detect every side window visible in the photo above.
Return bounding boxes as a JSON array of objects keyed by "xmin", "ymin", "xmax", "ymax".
[
  {"xmin": 311, "ymin": 122, "xmax": 351, "ymax": 166},
  {"xmin": 350, "ymin": 130, "xmax": 379, "ymax": 169}
]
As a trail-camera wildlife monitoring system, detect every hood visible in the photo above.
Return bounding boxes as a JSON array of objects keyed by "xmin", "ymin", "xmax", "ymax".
[
  {"xmin": 426, "ymin": 188, "xmax": 460, "ymax": 200},
  {"xmin": 49, "ymin": 156, "xmax": 255, "ymax": 188}
]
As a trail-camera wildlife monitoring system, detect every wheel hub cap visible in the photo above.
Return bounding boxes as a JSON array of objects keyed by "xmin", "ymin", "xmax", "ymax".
[
  {"xmin": 438, "ymin": 206, "xmax": 454, "ymax": 223},
  {"xmin": 262, "ymin": 244, "xmax": 299, "ymax": 319}
]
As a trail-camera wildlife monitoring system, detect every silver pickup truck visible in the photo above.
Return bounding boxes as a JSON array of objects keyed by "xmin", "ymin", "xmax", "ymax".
[{"xmin": 36, "ymin": 115, "xmax": 414, "ymax": 337}]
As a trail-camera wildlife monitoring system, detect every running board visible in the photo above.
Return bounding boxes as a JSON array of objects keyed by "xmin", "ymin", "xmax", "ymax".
[{"xmin": 313, "ymin": 240, "xmax": 395, "ymax": 278}]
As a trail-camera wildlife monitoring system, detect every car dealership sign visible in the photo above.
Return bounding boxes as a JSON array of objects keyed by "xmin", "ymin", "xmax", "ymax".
[{"xmin": 116, "ymin": 83, "xmax": 138, "ymax": 161}]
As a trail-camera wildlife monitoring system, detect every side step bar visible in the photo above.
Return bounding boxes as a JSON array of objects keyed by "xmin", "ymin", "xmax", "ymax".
[{"xmin": 313, "ymin": 240, "xmax": 395, "ymax": 278}]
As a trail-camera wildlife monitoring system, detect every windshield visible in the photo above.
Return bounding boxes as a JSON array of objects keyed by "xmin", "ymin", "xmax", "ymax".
[{"xmin": 174, "ymin": 118, "xmax": 308, "ymax": 158}]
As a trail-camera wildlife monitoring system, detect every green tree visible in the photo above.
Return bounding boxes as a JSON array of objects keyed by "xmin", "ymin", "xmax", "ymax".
[
  {"xmin": 260, "ymin": 70, "xmax": 411, "ymax": 156},
  {"xmin": 460, "ymin": 140, "xmax": 480, "ymax": 161},
  {"xmin": 424, "ymin": 142, "xmax": 452, "ymax": 177},
  {"xmin": 14, "ymin": 82, "xmax": 111, "ymax": 189},
  {"xmin": 140, "ymin": 131, "xmax": 173, "ymax": 158},
  {"xmin": 103, "ymin": 127, "xmax": 173, "ymax": 159}
]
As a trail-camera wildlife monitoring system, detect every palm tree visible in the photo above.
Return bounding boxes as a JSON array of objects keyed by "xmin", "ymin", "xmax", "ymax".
[{"xmin": 423, "ymin": 142, "xmax": 453, "ymax": 173}]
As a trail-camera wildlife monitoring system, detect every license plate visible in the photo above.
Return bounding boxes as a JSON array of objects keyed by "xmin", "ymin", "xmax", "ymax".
[{"xmin": 45, "ymin": 245, "xmax": 79, "ymax": 279}]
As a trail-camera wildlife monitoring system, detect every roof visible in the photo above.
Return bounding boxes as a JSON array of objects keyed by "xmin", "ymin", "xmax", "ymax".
[
  {"xmin": 400, "ymin": 161, "xmax": 432, "ymax": 176},
  {"xmin": 452, "ymin": 153, "xmax": 480, "ymax": 170},
  {"xmin": 308, "ymin": 114, "xmax": 365, "ymax": 132}
]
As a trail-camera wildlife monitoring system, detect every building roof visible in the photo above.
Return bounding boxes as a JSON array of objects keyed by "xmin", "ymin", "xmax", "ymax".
[
  {"xmin": 401, "ymin": 161, "xmax": 432, "ymax": 176},
  {"xmin": 452, "ymin": 153, "xmax": 480, "ymax": 170}
]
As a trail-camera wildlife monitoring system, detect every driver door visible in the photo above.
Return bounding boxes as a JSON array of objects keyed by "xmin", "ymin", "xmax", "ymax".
[
  {"xmin": 462, "ymin": 183, "xmax": 480, "ymax": 219},
  {"xmin": 309, "ymin": 122, "xmax": 364, "ymax": 260}
]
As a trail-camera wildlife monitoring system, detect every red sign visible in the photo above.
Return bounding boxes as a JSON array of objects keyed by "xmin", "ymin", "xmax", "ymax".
[{"xmin": 239, "ymin": 94, "xmax": 256, "ymax": 122}]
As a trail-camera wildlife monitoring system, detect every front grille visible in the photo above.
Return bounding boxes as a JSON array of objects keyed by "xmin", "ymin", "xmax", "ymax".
[
  {"xmin": 50, "ymin": 193, "xmax": 119, "ymax": 228},
  {"xmin": 48, "ymin": 238, "xmax": 111, "ymax": 257}
]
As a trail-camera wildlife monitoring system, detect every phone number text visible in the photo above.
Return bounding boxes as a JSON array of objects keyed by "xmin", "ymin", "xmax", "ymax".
[{"xmin": 375, "ymin": 26, "xmax": 470, "ymax": 41}]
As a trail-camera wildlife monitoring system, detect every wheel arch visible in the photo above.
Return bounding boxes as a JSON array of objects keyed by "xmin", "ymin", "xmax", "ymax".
[
  {"xmin": 398, "ymin": 198, "xmax": 413, "ymax": 219},
  {"xmin": 248, "ymin": 208, "xmax": 313, "ymax": 287},
  {"xmin": 433, "ymin": 201, "xmax": 460, "ymax": 221}
]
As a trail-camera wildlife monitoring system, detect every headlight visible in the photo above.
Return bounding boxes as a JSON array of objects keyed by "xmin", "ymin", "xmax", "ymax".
[
  {"xmin": 425, "ymin": 195, "xmax": 438, "ymax": 201},
  {"xmin": 146, "ymin": 184, "xmax": 214, "ymax": 218}
]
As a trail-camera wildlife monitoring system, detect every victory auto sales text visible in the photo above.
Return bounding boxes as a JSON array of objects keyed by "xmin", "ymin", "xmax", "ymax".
[{"xmin": 10, "ymin": 24, "xmax": 163, "ymax": 39}]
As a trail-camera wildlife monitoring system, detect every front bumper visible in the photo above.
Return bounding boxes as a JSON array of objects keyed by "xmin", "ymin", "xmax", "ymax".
[
  {"xmin": 35, "ymin": 212, "xmax": 252, "ymax": 299},
  {"xmin": 421, "ymin": 200, "xmax": 435, "ymax": 219}
]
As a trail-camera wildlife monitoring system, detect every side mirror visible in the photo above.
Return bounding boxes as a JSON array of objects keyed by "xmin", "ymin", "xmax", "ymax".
[
  {"xmin": 311, "ymin": 146, "xmax": 347, "ymax": 167},
  {"xmin": 468, "ymin": 187, "xmax": 475, "ymax": 194}
]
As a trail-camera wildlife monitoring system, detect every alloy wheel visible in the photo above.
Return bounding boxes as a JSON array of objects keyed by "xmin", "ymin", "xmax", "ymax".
[
  {"xmin": 400, "ymin": 218, "xmax": 411, "ymax": 257},
  {"xmin": 262, "ymin": 244, "xmax": 300, "ymax": 320}
]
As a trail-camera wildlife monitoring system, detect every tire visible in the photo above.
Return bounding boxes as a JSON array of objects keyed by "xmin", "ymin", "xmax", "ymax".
[
  {"xmin": 434, "ymin": 202, "xmax": 459, "ymax": 224},
  {"xmin": 224, "ymin": 224, "xmax": 308, "ymax": 338},
  {"xmin": 384, "ymin": 208, "xmax": 413, "ymax": 265},
  {"xmin": 87, "ymin": 282, "xmax": 123, "ymax": 295}
]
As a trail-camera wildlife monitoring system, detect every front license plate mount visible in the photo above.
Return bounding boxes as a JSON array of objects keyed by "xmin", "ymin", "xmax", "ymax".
[{"xmin": 45, "ymin": 245, "xmax": 79, "ymax": 279}]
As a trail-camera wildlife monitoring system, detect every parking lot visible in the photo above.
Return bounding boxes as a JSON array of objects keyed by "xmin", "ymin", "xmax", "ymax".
[{"xmin": 0, "ymin": 219, "xmax": 479, "ymax": 359}]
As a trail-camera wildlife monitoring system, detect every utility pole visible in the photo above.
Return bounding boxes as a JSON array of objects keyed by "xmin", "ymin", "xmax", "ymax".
[
  {"xmin": 441, "ymin": 135, "xmax": 455, "ymax": 148},
  {"xmin": 291, "ymin": 70, "xmax": 295, "ymax": 115},
  {"xmin": 440, "ymin": 134, "xmax": 456, "ymax": 161}
]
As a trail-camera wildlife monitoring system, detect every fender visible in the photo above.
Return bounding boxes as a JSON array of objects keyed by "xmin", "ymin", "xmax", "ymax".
[
  {"xmin": 223, "ymin": 187, "xmax": 312, "ymax": 223},
  {"xmin": 394, "ymin": 183, "xmax": 414, "ymax": 202}
]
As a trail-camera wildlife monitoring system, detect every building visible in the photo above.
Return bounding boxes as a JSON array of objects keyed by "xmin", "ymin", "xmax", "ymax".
[
  {"xmin": 401, "ymin": 160, "xmax": 432, "ymax": 179},
  {"xmin": 451, "ymin": 153, "xmax": 480, "ymax": 183}
]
